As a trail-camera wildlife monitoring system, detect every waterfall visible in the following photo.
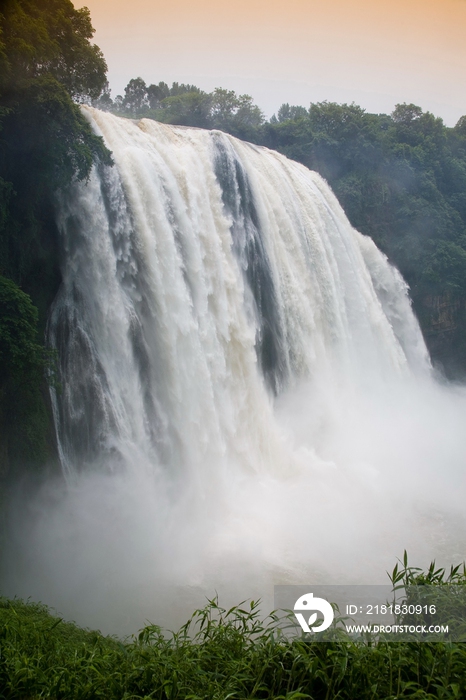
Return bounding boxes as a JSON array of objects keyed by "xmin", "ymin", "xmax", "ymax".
[
  {"xmin": 7, "ymin": 108, "xmax": 465, "ymax": 635},
  {"xmin": 48, "ymin": 107, "xmax": 430, "ymax": 479}
]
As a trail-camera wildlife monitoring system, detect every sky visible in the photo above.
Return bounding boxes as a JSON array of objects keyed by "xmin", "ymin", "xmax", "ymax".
[{"xmin": 76, "ymin": 0, "xmax": 466, "ymax": 125}]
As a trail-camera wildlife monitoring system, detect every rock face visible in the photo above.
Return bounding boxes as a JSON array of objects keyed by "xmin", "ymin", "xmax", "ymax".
[{"xmin": 418, "ymin": 293, "xmax": 466, "ymax": 378}]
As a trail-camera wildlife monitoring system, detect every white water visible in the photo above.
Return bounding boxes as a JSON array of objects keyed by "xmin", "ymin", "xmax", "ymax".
[{"xmin": 5, "ymin": 109, "xmax": 466, "ymax": 634}]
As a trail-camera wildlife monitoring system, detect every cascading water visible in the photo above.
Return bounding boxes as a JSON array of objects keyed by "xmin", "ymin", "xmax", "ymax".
[
  {"xmin": 49, "ymin": 108, "xmax": 429, "ymax": 475},
  {"xmin": 6, "ymin": 108, "xmax": 466, "ymax": 634}
]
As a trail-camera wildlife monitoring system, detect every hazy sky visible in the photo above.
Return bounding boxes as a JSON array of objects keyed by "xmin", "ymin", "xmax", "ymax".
[{"xmin": 76, "ymin": 0, "xmax": 466, "ymax": 125}]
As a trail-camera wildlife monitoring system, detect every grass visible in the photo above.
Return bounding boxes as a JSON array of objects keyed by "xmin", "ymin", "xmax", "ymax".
[{"xmin": 1, "ymin": 555, "xmax": 466, "ymax": 699}]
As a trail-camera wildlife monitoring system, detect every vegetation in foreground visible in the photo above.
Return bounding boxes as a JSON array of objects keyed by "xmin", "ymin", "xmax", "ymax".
[{"xmin": 1, "ymin": 557, "xmax": 466, "ymax": 699}]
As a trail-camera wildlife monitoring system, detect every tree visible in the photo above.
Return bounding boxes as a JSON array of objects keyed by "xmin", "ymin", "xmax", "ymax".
[
  {"xmin": 210, "ymin": 88, "xmax": 264, "ymax": 139},
  {"xmin": 454, "ymin": 115, "xmax": 466, "ymax": 136},
  {"xmin": 390, "ymin": 104, "xmax": 445, "ymax": 154},
  {"xmin": 123, "ymin": 77, "xmax": 148, "ymax": 115},
  {"xmin": 391, "ymin": 103, "xmax": 423, "ymax": 124},
  {"xmin": 147, "ymin": 81, "xmax": 169, "ymax": 110},
  {"xmin": 210, "ymin": 88, "xmax": 239, "ymax": 124},
  {"xmin": 0, "ymin": 0, "xmax": 107, "ymax": 101}
]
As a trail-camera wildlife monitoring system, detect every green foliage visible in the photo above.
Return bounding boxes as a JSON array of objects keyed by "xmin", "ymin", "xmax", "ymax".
[
  {"xmin": 1, "ymin": 559, "xmax": 466, "ymax": 699},
  {"xmin": 0, "ymin": 0, "xmax": 107, "ymax": 101},
  {"xmin": 0, "ymin": 276, "xmax": 51, "ymax": 468},
  {"xmin": 390, "ymin": 551, "xmax": 466, "ymax": 590},
  {"xmin": 0, "ymin": 275, "xmax": 41, "ymax": 376},
  {"xmin": 122, "ymin": 76, "xmax": 150, "ymax": 114},
  {"xmin": 2, "ymin": 75, "xmax": 111, "ymax": 199},
  {"xmin": 389, "ymin": 552, "xmax": 466, "ymax": 644},
  {"xmin": 423, "ymin": 240, "xmax": 466, "ymax": 294}
]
